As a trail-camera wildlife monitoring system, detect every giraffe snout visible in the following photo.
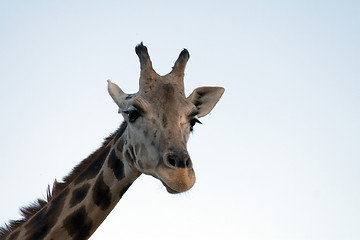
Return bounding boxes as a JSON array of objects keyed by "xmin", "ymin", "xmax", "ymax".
[
  {"xmin": 165, "ymin": 151, "xmax": 192, "ymax": 169},
  {"xmin": 156, "ymin": 151, "xmax": 196, "ymax": 194}
]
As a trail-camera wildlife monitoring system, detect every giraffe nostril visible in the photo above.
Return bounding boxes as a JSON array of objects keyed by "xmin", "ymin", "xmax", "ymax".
[
  {"xmin": 166, "ymin": 154, "xmax": 192, "ymax": 168},
  {"xmin": 167, "ymin": 155, "xmax": 176, "ymax": 167},
  {"xmin": 185, "ymin": 159, "xmax": 191, "ymax": 168}
]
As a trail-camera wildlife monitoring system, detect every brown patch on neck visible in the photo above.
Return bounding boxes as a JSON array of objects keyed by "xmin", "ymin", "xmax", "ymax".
[
  {"xmin": 23, "ymin": 188, "xmax": 70, "ymax": 239},
  {"xmin": 0, "ymin": 122, "xmax": 128, "ymax": 239},
  {"xmin": 63, "ymin": 206, "xmax": 93, "ymax": 240}
]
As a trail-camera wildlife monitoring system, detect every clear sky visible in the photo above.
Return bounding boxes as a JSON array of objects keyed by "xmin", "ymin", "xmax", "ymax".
[{"xmin": 0, "ymin": 1, "xmax": 359, "ymax": 240}]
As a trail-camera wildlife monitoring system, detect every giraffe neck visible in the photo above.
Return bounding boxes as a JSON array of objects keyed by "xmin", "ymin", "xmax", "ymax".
[{"xmin": 4, "ymin": 122, "xmax": 142, "ymax": 240}]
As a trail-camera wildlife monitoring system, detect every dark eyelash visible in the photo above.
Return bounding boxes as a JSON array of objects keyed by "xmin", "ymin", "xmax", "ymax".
[{"xmin": 190, "ymin": 118, "xmax": 202, "ymax": 132}]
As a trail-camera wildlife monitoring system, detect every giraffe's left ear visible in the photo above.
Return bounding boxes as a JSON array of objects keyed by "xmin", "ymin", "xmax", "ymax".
[
  {"xmin": 187, "ymin": 87, "xmax": 225, "ymax": 118},
  {"xmin": 107, "ymin": 80, "xmax": 128, "ymax": 110}
]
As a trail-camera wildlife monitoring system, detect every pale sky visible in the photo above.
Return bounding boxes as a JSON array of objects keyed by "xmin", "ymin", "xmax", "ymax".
[{"xmin": 0, "ymin": 1, "xmax": 359, "ymax": 240}]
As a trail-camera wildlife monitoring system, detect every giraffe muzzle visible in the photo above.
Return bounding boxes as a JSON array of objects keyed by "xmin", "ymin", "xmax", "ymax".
[
  {"xmin": 156, "ymin": 151, "xmax": 196, "ymax": 194},
  {"xmin": 164, "ymin": 152, "xmax": 192, "ymax": 169}
]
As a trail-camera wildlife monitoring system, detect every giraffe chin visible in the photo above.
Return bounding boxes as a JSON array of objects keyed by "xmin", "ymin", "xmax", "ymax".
[
  {"xmin": 153, "ymin": 163, "xmax": 196, "ymax": 194},
  {"xmin": 160, "ymin": 180, "xmax": 182, "ymax": 194},
  {"xmin": 165, "ymin": 185, "xmax": 181, "ymax": 194},
  {"xmin": 158, "ymin": 172, "xmax": 196, "ymax": 194}
]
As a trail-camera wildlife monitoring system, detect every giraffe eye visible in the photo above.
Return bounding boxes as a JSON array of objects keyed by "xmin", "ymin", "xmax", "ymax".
[
  {"xmin": 190, "ymin": 118, "xmax": 202, "ymax": 132},
  {"xmin": 127, "ymin": 109, "xmax": 140, "ymax": 123}
]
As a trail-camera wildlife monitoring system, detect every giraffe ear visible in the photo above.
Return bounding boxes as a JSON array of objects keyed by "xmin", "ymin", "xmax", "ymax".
[
  {"xmin": 107, "ymin": 80, "xmax": 128, "ymax": 110},
  {"xmin": 187, "ymin": 87, "xmax": 225, "ymax": 118}
]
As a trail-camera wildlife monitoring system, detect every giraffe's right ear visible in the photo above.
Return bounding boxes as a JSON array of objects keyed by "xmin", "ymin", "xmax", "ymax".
[
  {"xmin": 107, "ymin": 80, "xmax": 128, "ymax": 110},
  {"xmin": 187, "ymin": 86, "xmax": 225, "ymax": 118}
]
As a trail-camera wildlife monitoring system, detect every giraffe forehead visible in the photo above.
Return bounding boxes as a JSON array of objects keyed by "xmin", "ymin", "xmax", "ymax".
[
  {"xmin": 140, "ymin": 71, "xmax": 185, "ymax": 93},
  {"xmin": 136, "ymin": 83, "xmax": 193, "ymax": 116}
]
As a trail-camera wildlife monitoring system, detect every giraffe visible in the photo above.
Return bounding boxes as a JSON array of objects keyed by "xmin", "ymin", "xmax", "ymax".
[{"xmin": 0, "ymin": 43, "xmax": 224, "ymax": 240}]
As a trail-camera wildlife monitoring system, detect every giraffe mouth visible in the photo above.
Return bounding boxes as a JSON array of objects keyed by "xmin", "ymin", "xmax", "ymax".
[
  {"xmin": 156, "ymin": 166, "xmax": 196, "ymax": 194},
  {"xmin": 160, "ymin": 180, "xmax": 181, "ymax": 194}
]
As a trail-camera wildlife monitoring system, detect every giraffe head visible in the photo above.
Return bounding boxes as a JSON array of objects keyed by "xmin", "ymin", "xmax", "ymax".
[{"xmin": 108, "ymin": 43, "xmax": 224, "ymax": 194}]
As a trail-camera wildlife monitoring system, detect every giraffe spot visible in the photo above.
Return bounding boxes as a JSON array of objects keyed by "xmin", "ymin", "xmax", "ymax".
[
  {"xmin": 108, "ymin": 150, "xmax": 125, "ymax": 180},
  {"xmin": 116, "ymin": 138, "xmax": 125, "ymax": 153},
  {"xmin": 74, "ymin": 146, "xmax": 110, "ymax": 185},
  {"xmin": 124, "ymin": 146, "xmax": 135, "ymax": 163},
  {"xmin": 92, "ymin": 172, "xmax": 112, "ymax": 210},
  {"xmin": 124, "ymin": 149, "xmax": 132, "ymax": 163},
  {"xmin": 143, "ymin": 129, "xmax": 148, "ymax": 137},
  {"xmin": 162, "ymin": 114, "xmax": 168, "ymax": 128},
  {"xmin": 25, "ymin": 188, "xmax": 69, "ymax": 240},
  {"xmin": 69, "ymin": 183, "xmax": 91, "ymax": 208},
  {"xmin": 63, "ymin": 206, "xmax": 93, "ymax": 240}
]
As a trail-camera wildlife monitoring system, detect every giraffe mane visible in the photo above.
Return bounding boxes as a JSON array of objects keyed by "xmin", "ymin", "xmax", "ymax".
[{"xmin": 0, "ymin": 122, "xmax": 127, "ymax": 239}]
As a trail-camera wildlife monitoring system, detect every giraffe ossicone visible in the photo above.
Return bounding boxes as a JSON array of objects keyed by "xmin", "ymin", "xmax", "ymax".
[{"xmin": 0, "ymin": 43, "xmax": 224, "ymax": 240}]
